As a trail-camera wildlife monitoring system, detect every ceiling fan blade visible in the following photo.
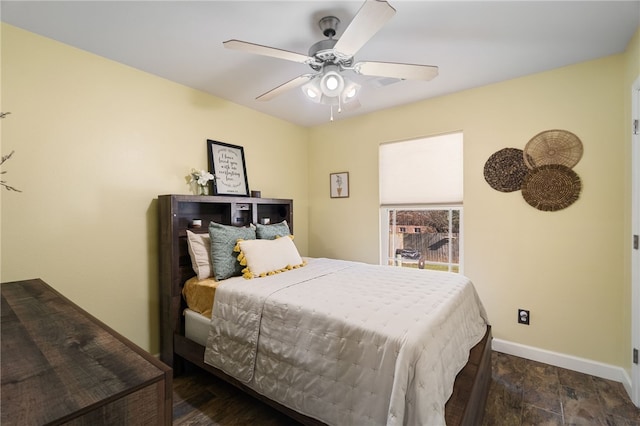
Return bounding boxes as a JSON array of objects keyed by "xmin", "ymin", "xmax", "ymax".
[
  {"xmin": 256, "ymin": 74, "xmax": 315, "ymax": 101},
  {"xmin": 223, "ymin": 39, "xmax": 312, "ymax": 64},
  {"xmin": 354, "ymin": 61, "xmax": 439, "ymax": 81},
  {"xmin": 333, "ymin": 0, "xmax": 396, "ymax": 58}
]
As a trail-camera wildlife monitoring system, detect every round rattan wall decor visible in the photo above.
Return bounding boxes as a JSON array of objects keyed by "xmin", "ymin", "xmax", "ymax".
[
  {"xmin": 521, "ymin": 164, "xmax": 582, "ymax": 211},
  {"xmin": 484, "ymin": 148, "xmax": 529, "ymax": 192},
  {"xmin": 524, "ymin": 129, "xmax": 583, "ymax": 169}
]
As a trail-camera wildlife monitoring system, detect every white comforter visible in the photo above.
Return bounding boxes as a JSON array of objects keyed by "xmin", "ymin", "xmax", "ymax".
[{"xmin": 204, "ymin": 258, "xmax": 489, "ymax": 426}]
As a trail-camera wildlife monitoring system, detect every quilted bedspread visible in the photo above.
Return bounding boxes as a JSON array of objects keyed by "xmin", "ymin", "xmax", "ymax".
[{"xmin": 204, "ymin": 258, "xmax": 489, "ymax": 426}]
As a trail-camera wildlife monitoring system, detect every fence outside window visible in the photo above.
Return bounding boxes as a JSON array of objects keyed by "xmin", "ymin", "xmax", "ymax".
[{"xmin": 383, "ymin": 208, "xmax": 462, "ymax": 273}]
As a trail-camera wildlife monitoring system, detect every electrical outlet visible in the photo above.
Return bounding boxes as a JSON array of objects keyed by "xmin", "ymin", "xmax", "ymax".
[{"xmin": 518, "ymin": 309, "xmax": 530, "ymax": 325}]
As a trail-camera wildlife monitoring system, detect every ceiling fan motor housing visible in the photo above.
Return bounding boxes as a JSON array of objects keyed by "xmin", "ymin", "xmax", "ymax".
[
  {"xmin": 308, "ymin": 16, "xmax": 355, "ymax": 71},
  {"xmin": 309, "ymin": 39, "xmax": 338, "ymax": 64},
  {"xmin": 308, "ymin": 38, "xmax": 354, "ymax": 70}
]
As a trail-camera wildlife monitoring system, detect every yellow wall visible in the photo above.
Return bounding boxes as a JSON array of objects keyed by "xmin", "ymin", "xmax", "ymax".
[
  {"xmin": 0, "ymin": 24, "xmax": 309, "ymax": 354},
  {"xmin": 2, "ymin": 22, "xmax": 638, "ymax": 373},
  {"xmin": 308, "ymin": 53, "xmax": 631, "ymax": 367}
]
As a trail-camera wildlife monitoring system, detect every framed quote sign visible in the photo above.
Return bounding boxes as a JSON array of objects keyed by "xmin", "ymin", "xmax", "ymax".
[{"xmin": 207, "ymin": 140, "xmax": 250, "ymax": 196}]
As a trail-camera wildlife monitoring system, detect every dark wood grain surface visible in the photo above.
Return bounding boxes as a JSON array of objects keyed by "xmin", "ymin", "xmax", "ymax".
[{"xmin": 1, "ymin": 279, "xmax": 172, "ymax": 425}]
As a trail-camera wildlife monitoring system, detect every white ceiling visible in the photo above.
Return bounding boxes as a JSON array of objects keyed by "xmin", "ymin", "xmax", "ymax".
[{"xmin": 2, "ymin": 1, "xmax": 639, "ymax": 127}]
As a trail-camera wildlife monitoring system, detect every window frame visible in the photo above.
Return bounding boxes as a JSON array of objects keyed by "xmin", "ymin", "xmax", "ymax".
[{"xmin": 380, "ymin": 205, "xmax": 464, "ymax": 273}]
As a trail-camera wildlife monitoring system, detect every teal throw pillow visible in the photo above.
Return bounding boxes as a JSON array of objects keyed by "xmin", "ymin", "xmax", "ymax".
[
  {"xmin": 209, "ymin": 222, "xmax": 256, "ymax": 280},
  {"xmin": 256, "ymin": 220, "xmax": 291, "ymax": 240}
]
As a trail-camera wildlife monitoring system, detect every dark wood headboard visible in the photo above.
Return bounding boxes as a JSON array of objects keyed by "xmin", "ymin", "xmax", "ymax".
[{"xmin": 157, "ymin": 194, "xmax": 293, "ymax": 368}]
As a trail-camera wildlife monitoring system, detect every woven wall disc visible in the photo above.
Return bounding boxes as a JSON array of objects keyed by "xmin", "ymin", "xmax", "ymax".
[
  {"xmin": 524, "ymin": 129, "xmax": 583, "ymax": 169},
  {"xmin": 484, "ymin": 148, "xmax": 529, "ymax": 192},
  {"xmin": 521, "ymin": 164, "xmax": 581, "ymax": 211}
]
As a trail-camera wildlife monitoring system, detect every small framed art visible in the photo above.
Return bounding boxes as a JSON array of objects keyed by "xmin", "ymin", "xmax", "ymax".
[
  {"xmin": 207, "ymin": 140, "xmax": 250, "ymax": 196},
  {"xmin": 330, "ymin": 172, "xmax": 349, "ymax": 198}
]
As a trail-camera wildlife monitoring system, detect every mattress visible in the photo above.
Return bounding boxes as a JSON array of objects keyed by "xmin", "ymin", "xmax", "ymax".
[
  {"xmin": 203, "ymin": 257, "xmax": 489, "ymax": 426},
  {"xmin": 184, "ymin": 308, "xmax": 210, "ymax": 347}
]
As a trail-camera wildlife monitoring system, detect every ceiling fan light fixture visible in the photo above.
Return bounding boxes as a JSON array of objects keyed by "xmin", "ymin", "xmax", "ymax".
[
  {"xmin": 302, "ymin": 79, "xmax": 323, "ymax": 103},
  {"xmin": 320, "ymin": 65, "xmax": 344, "ymax": 97},
  {"xmin": 325, "ymin": 75, "xmax": 340, "ymax": 91},
  {"xmin": 301, "ymin": 67, "xmax": 360, "ymax": 115},
  {"xmin": 342, "ymin": 81, "xmax": 361, "ymax": 102}
]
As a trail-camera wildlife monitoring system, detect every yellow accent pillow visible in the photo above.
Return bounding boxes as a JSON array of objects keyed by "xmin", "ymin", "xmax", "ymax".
[{"xmin": 237, "ymin": 236, "xmax": 305, "ymax": 279}]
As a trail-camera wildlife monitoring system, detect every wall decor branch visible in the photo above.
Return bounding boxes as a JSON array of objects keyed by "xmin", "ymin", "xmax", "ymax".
[{"xmin": 1, "ymin": 151, "xmax": 22, "ymax": 192}]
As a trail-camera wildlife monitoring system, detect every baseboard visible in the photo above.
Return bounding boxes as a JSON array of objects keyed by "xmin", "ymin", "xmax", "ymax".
[{"xmin": 492, "ymin": 338, "xmax": 632, "ymax": 396}]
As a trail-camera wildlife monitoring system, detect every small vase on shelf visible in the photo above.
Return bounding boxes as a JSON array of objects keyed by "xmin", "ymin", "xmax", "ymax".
[
  {"xmin": 189, "ymin": 168, "xmax": 214, "ymax": 196},
  {"xmin": 198, "ymin": 185, "xmax": 209, "ymax": 196}
]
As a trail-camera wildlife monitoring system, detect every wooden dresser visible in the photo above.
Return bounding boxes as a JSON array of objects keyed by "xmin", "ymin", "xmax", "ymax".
[{"xmin": 1, "ymin": 279, "xmax": 172, "ymax": 425}]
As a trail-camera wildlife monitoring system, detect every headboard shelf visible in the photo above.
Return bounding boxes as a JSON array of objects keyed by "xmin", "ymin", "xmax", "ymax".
[{"xmin": 158, "ymin": 194, "xmax": 293, "ymax": 367}]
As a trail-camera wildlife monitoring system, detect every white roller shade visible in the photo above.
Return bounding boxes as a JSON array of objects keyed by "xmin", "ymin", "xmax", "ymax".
[{"xmin": 379, "ymin": 133, "xmax": 463, "ymax": 205}]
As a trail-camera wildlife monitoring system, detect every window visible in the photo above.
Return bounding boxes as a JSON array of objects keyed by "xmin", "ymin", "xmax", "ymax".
[
  {"xmin": 384, "ymin": 207, "xmax": 461, "ymax": 272},
  {"xmin": 379, "ymin": 132, "xmax": 463, "ymax": 272}
]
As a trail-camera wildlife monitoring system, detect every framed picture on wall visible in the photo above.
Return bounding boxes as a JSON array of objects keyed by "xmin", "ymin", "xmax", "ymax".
[
  {"xmin": 207, "ymin": 140, "xmax": 250, "ymax": 196},
  {"xmin": 330, "ymin": 172, "xmax": 349, "ymax": 198}
]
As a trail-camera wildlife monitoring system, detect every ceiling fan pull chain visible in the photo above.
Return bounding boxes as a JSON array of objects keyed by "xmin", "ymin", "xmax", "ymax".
[
  {"xmin": 330, "ymin": 105, "xmax": 334, "ymax": 121},
  {"xmin": 338, "ymin": 96, "xmax": 342, "ymax": 114}
]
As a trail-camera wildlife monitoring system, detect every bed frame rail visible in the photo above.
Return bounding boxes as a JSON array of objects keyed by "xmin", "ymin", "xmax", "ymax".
[{"xmin": 174, "ymin": 327, "xmax": 492, "ymax": 426}]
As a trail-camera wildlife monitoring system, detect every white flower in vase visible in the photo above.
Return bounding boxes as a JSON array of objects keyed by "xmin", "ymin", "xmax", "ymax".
[{"xmin": 189, "ymin": 168, "xmax": 215, "ymax": 195}]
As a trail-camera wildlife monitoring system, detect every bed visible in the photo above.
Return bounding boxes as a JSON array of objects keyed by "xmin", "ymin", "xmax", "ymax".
[{"xmin": 158, "ymin": 194, "xmax": 492, "ymax": 425}]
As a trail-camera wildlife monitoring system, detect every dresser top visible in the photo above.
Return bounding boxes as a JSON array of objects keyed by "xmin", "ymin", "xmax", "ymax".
[{"xmin": 1, "ymin": 279, "xmax": 170, "ymax": 425}]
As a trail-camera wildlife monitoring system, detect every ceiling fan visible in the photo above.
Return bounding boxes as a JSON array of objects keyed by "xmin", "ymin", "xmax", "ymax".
[{"xmin": 223, "ymin": 0, "xmax": 438, "ymax": 113}]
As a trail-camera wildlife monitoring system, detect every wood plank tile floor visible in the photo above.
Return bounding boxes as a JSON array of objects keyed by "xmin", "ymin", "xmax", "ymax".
[{"xmin": 173, "ymin": 351, "xmax": 640, "ymax": 425}]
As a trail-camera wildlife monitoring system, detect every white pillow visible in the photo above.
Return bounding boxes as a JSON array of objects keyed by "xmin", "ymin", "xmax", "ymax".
[
  {"xmin": 186, "ymin": 230, "xmax": 214, "ymax": 280},
  {"xmin": 237, "ymin": 236, "xmax": 304, "ymax": 279}
]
